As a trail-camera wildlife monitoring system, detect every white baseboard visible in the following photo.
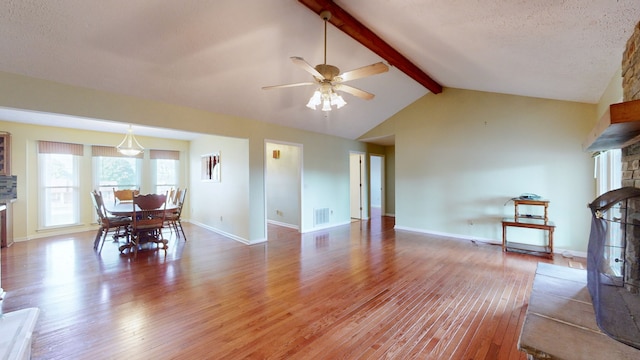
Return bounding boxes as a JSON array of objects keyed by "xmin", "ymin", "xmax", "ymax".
[
  {"xmin": 22, "ymin": 224, "xmax": 98, "ymax": 242},
  {"xmin": 554, "ymin": 248, "xmax": 587, "ymax": 259},
  {"xmin": 394, "ymin": 225, "xmax": 498, "ymax": 244},
  {"xmin": 187, "ymin": 220, "xmax": 266, "ymax": 245},
  {"xmin": 267, "ymin": 219, "xmax": 299, "ymax": 230},
  {"xmin": 300, "ymin": 220, "xmax": 351, "ymax": 233},
  {"xmin": 393, "ymin": 225, "xmax": 586, "ymax": 258}
]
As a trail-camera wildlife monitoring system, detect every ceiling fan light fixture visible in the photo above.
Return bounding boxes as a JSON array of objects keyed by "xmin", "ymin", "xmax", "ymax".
[
  {"xmin": 321, "ymin": 98, "xmax": 332, "ymax": 112},
  {"xmin": 307, "ymin": 86, "xmax": 346, "ymax": 112},
  {"xmin": 116, "ymin": 124, "xmax": 144, "ymax": 156},
  {"xmin": 306, "ymin": 89, "xmax": 322, "ymax": 109},
  {"xmin": 264, "ymin": 11, "xmax": 387, "ymax": 111},
  {"xmin": 331, "ymin": 91, "xmax": 347, "ymax": 109}
]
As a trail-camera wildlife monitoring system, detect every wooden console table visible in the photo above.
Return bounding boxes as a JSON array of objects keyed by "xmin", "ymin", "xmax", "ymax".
[
  {"xmin": 519, "ymin": 263, "xmax": 640, "ymax": 359},
  {"xmin": 513, "ymin": 198, "xmax": 549, "ymax": 223},
  {"xmin": 503, "ymin": 198, "xmax": 554, "ymax": 258},
  {"xmin": 502, "ymin": 218, "xmax": 554, "ymax": 258}
]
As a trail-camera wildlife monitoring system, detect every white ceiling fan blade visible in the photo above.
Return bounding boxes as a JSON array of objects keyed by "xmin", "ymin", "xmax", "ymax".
[
  {"xmin": 291, "ymin": 56, "xmax": 325, "ymax": 80},
  {"xmin": 335, "ymin": 84, "xmax": 375, "ymax": 100},
  {"xmin": 338, "ymin": 62, "xmax": 389, "ymax": 82},
  {"xmin": 262, "ymin": 82, "xmax": 315, "ymax": 90}
]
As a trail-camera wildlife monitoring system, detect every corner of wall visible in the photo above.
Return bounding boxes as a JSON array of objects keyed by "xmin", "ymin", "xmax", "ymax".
[{"xmin": 596, "ymin": 68, "xmax": 623, "ymax": 119}]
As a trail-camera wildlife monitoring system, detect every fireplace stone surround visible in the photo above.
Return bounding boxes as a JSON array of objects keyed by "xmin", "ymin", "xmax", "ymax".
[
  {"xmin": 621, "ymin": 21, "xmax": 640, "ymax": 296},
  {"xmin": 586, "ymin": 19, "xmax": 640, "ymax": 350}
]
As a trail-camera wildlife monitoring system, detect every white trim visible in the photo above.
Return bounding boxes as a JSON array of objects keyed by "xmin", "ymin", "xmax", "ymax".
[
  {"xmin": 349, "ymin": 151, "xmax": 366, "ymax": 220},
  {"xmin": 394, "ymin": 225, "xmax": 498, "ymax": 244},
  {"xmin": 394, "ymin": 225, "xmax": 587, "ymax": 258},
  {"xmin": 300, "ymin": 220, "xmax": 352, "ymax": 234},
  {"xmin": 554, "ymin": 248, "xmax": 587, "ymax": 259},
  {"xmin": 23, "ymin": 224, "xmax": 96, "ymax": 241},
  {"xmin": 267, "ymin": 219, "xmax": 299, "ymax": 230},
  {"xmin": 188, "ymin": 219, "xmax": 266, "ymax": 245}
]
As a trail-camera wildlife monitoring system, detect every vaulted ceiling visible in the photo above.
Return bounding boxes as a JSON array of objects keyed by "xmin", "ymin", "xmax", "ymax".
[{"xmin": 0, "ymin": 1, "xmax": 639, "ymax": 143}]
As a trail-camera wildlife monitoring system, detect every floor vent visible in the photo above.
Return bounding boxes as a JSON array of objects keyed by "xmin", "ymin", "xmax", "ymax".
[{"xmin": 314, "ymin": 208, "xmax": 330, "ymax": 226}]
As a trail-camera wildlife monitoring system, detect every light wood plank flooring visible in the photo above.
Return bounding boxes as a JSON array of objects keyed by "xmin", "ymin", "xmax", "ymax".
[{"xmin": 0, "ymin": 216, "xmax": 583, "ymax": 359}]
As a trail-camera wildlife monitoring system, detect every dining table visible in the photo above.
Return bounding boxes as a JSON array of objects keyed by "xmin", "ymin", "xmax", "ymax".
[
  {"xmin": 104, "ymin": 201, "xmax": 179, "ymax": 254},
  {"xmin": 105, "ymin": 201, "xmax": 179, "ymax": 217}
]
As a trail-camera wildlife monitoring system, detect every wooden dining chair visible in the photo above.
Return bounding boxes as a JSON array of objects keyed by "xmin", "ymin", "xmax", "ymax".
[
  {"xmin": 166, "ymin": 188, "xmax": 187, "ymax": 240},
  {"xmin": 167, "ymin": 188, "xmax": 176, "ymax": 205},
  {"xmin": 90, "ymin": 190, "xmax": 132, "ymax": 252},
  {"xmin": 113, "ymin": 188, "xmax": 140, "ymax": 203},
  {"xmin": 128, "ymin": 193, "xmax": 168, "ymax": 255}
]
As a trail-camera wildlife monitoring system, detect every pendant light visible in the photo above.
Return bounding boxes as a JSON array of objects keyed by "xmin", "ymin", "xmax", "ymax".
[{"xmin": 116, "ymin": 125, "xmax": 144, "ymax": 156}]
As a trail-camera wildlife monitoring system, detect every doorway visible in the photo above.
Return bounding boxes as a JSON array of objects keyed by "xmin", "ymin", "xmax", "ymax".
[
  {"xmin": 265, "ymin": 141, "xmax": 302, "ymax": 231},
  {"xmin": 369, "ymin": 154, "xmax": 384, "ymax": 219}
]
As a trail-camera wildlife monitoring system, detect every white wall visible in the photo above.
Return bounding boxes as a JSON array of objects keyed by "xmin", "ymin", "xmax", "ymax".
[
  {"xmin": 391, "ymin": 88, "xmax": 596, "ymax": 254},
  {"xmin": 370, "ymin": 155, "xmax": 382, "ymax": 207},
  {"xmin": 189, "ymin": 134, "xmax": 251, "ymax": 243},
  {"xmin": 265, "ymin": 141, "xmax": 300, "ymax": 228}
]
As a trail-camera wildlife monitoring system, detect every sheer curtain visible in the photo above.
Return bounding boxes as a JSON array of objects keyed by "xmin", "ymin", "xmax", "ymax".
[{"xmin": 595, "ymin": 149, "xmax": 621, "ymax": 196}]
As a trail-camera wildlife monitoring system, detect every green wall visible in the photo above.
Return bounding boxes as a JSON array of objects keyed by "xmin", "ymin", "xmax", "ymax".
[{"xmin": 365, "ymin": 88, "xmax": 597, "ymax": 254}]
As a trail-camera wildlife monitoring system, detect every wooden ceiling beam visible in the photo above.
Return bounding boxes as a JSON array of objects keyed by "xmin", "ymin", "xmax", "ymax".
[{"xmin": 298, "ymin": 0, "xmax": 442, "ymax": 94}]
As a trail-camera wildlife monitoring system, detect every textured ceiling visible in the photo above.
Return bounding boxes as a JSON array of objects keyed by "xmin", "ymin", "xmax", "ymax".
[{"xmin": 0, "ymin": 1, "xmax": 638, "ymax": 142}]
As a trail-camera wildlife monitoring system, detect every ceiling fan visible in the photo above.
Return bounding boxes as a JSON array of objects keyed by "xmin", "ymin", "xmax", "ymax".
[{"xmin": 262, "ymin": 10, "xmax": 389, "ymax": 111}]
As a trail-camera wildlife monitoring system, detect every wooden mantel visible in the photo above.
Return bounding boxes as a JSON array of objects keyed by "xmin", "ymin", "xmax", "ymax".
[{"xmin": 584, "ymin": 98, "xmax": 640, "ymax": 152}]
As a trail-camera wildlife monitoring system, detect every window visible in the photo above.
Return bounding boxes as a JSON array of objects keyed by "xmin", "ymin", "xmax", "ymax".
[
  {"xmin": 92, "ymin": 146, "xmax": 142, "ymax": 204},
  {"xmin": 594, "ymin": 149, "xmax": 622, "ymax": 276},
  {"xmin": 151, "ymin": 150, "xmax": 179, "ymax": 195},
  {"xmin": 38, "ymin": 141, "xmax": 83, "ymax": 228},
  {"xmin": 595, "ymin": 149, "xmax": 621, "ymax": 196}
]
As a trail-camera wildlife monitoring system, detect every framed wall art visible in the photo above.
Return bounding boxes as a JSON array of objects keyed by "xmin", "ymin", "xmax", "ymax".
[{"xmin": 201, "ymin": 152, "xmax": 221, "ymax": 182}]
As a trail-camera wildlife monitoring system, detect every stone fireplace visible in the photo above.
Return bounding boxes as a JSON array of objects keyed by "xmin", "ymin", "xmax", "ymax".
[
  {"xmin": 621, "ymin": 21, "xmax": 640, "ymax": 293},
  {"xmin": 585, "ymin": 20, "xmax": 640, "ymax": 350}
]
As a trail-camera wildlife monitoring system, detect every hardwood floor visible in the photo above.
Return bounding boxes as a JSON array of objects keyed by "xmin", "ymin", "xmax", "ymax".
[{"xmin": 0, "ymin": 216, "xmax": 584, "ymax": 359}]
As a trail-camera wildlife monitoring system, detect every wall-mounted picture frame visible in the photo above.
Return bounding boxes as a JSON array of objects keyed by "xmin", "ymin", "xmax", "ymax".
[{"xmin": 201, "ymin": 152, "xmax": 221, "ymax": 182}]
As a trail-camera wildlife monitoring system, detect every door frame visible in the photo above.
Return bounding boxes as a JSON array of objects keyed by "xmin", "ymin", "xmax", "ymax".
[{"xmin": 350, "ymin": 151, "xmax": 366, "ymax": 220}]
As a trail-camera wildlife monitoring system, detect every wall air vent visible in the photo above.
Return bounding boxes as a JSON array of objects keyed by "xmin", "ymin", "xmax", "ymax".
[{"xmin": 314, "ymin": 208, "xmax": 330, "ymax": 226}]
